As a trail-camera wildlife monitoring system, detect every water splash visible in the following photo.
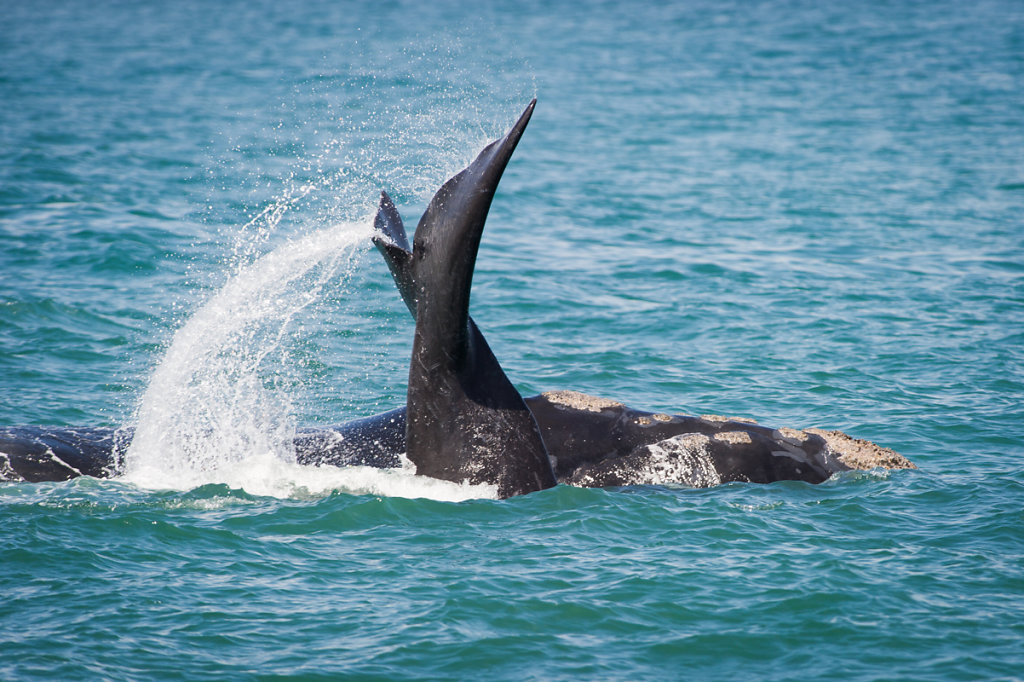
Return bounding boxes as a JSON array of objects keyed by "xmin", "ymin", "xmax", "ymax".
[{"xmin": 123, "ymin": 219, "xmax": 371, "ymax": 492}]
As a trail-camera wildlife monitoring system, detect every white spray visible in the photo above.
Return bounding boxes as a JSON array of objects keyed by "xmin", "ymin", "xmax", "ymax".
[{"xmin": 123, "ymin": 220, "xmax": 368, "ymax": 490}]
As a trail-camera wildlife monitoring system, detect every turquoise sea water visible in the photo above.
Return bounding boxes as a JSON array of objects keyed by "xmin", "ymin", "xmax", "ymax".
[{"xmin": 2, "ymin": 0, "xmax": 1023, "ymax": 678}]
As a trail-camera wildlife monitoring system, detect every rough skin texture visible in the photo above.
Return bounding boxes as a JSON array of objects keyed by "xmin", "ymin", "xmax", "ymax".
[{"xmin": 806, "ymin": 428, "xmax": 916, "ymax": 470}]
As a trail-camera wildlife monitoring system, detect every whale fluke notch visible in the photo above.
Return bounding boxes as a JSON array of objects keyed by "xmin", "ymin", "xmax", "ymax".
[{"xmin": 404, "ymin": 99, "xmax": 555, "ymax": 498}]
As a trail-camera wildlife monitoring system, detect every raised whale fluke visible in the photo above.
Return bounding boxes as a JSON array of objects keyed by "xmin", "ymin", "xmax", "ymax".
[
  {"xmin": 403, "ymin": 99, "xmax": 556, "ymax": 498},
  {"xmin": 373, "ymin": 190, "xmax": 417, "ymax": 317}
]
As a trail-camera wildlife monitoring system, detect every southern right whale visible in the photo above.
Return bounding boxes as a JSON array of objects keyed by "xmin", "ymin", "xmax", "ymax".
[
  {"xmin": 368, "ymin": 99, "xmax": 913, "ymax": 495},
  {"xmin": 0, "ymin": 99, "xmax": 914, "ymax": 492}
]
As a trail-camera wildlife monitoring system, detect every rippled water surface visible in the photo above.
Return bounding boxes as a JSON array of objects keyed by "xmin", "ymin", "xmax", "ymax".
[{"xmin": 2, "ymin": 0, "xmax": 1023, "ymax": 679}]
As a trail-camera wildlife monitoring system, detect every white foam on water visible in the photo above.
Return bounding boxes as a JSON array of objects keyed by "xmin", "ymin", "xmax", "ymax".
[
  {"xmin": 129, "ymin": 452, "xmax": 497, "ymax": 502},
  {"xmin": 241, "ymin": 460, "xmax": 499, "ymax": 502}
]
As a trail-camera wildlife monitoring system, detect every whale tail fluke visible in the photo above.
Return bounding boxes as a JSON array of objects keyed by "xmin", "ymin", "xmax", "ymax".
[
  {"xmin": 372, "ymin": 191, "xmax": 417, "ymax": 316},
  {"xmin": 402, "ymin": 99, "xmax": 555, "ymax": 498}
]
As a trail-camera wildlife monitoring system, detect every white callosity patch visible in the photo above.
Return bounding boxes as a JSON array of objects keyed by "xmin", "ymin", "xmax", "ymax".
[
  {"xmin": 714, "ymin": 430, "xmax": 753, "ymax": 445},
  {"xmin": 806, "ymin": 428, "xmax": 916, "ymax": 470},
  {"xmin": 774, "ymin": 427, "xmax": 809, "ymax": 445},
  {"xmin": 542, "ymin": 391, "xmax": 623, "ymax": 412}
]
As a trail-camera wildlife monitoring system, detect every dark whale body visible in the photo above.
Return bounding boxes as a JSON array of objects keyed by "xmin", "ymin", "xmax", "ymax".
[
  {"xmin": 0, "ymin": 395, "xmax": 907, "ymax": 487},
  {"xmin": 0, "ymin": 100, "xmax": 914, "ymax": 493}
]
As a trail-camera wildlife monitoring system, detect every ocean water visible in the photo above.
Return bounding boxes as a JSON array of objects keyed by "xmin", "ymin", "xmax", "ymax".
[{"xmin": 2, "ymin": 0, "xmax": 1023, "ymax": 678}]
